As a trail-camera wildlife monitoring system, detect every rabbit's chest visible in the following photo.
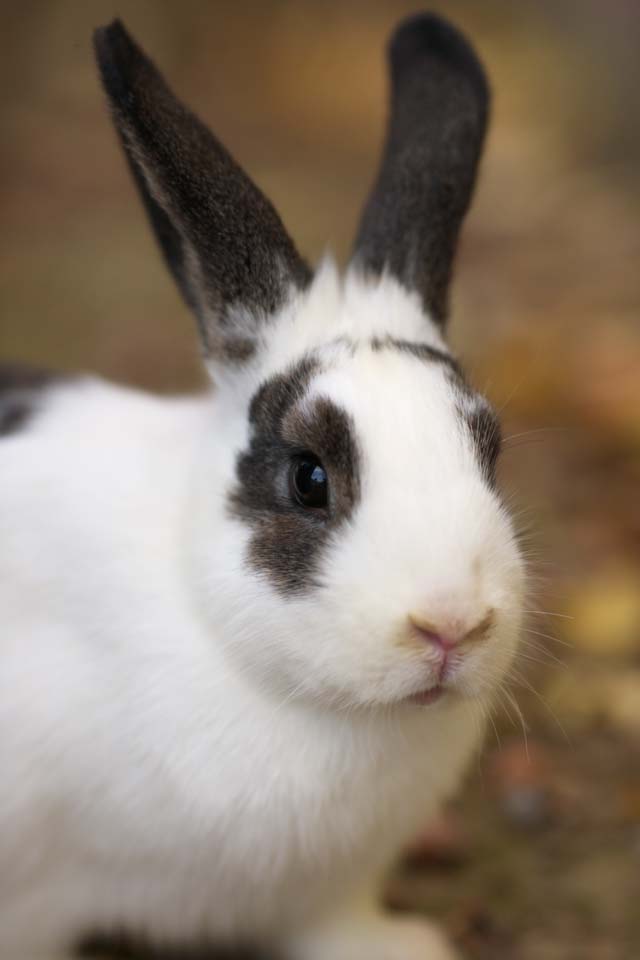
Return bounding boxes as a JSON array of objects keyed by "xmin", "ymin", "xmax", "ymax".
[
  {"xmin": 116, "ymin": 699, "xmax": 481, "ymax": 938},
  {"xmin": 13, "ymin": 690, "xmax": 483, "ymax": 948}
]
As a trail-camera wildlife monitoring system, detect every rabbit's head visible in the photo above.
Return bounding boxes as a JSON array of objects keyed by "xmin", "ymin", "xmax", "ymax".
[{"xmin": 95, "ymin": 14, "xmax": 524, "ymax": 711}]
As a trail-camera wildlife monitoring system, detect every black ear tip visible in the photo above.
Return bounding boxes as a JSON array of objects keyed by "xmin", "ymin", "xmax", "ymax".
[
  {"xmin": 93, "ymin": 18, "xmax": 132, "ymax": 63},
  {"xmin": 93, "ymin": 18, "xmax": 146, "ymax": 101},
  {"xmin": 94, "ymin": 17, "xmax": 127, "ymax": 41},
  {"xmin": 389, "ymin": 12, "xmax": 488, "ymax": 93}
]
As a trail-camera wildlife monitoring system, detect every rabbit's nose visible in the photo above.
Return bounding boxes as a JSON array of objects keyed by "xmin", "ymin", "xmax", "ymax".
[{"xmin": 408, "ymin": 610, "xmax": 495, "ymax": 650}]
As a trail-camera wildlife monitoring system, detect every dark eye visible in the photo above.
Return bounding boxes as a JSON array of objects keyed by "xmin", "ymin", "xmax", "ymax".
[{"xmin": 289, "ymin": 455, "xmax": 328, "ymax": 509}]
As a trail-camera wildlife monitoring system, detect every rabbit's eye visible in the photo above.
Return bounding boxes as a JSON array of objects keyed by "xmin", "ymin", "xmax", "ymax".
[{"xmin": 289, "ymin": 455, "xmax": 328, "ymax": 509}]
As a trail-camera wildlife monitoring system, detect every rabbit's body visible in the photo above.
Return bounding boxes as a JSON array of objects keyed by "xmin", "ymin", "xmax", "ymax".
[
  {"xmin": 1, "ymin": 13, "xmax": 525, "ymax": 960},
  {"xmin": 0, "ymin": 349, "xmax": 483, "ymax": 955}
]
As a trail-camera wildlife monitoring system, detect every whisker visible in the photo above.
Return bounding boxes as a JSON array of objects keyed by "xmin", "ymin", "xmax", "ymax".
[
  {"xmin": 516, "ymin": 647, "xmax": 565, "ymax": 670},
  {"xmin": 501, "ymin": 426, "xmax": 569, "ymax": 446},
  {"xmin": 495, "ymin": 687, "xmax": 530, "ymax": 759},
  {"xmin": 503, "ymin": 690, "xmax": 530, "ymax": 760},
  {"xmin": 522, "ymin": 626, "xmax": 572, "ymax": 649},
  {"xmin": 522, "ymin": 609, "xmax": 573, "ymax": 620},
  {"xmin": 508, "ymin": 668, "xmax": 572, "ymax": 745},
  {"xmin": 487, "ymin": 707, "xmax": 502, "ymax": 750}
]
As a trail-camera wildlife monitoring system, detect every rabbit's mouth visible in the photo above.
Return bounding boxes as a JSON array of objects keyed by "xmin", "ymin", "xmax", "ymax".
[{"xmin": 404, "ymin": 684, "xmax": 446, "ymax": 707}]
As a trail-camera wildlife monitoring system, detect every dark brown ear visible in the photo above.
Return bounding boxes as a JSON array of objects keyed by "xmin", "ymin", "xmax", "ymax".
[
  {"xmin": 93, "ymin": 19, "xmax": 311, "ymax": 363},
  {"xmin": 351, "ymin": 13, "xmax": 489, "ymax": 328}
]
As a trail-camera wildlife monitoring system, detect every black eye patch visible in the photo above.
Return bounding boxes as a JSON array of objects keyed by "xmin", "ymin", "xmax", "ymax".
[{"xmin": 228, "ymin": 356, "xmax": 361, "ymax": 596}]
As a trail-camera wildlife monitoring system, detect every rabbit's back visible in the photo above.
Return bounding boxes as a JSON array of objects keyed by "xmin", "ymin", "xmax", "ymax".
[
  {"xmin": 0, "ymin": 369, "xmax": 213, "ymax": 825},
  {"xmin": 0, "ymin": 370, "xmax": 208, "ymax": 603},
  {"xmin": 0, "ymin": 371, "xmax": 221, "ymax": 949}
]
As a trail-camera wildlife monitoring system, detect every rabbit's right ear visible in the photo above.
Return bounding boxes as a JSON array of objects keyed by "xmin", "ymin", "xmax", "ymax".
[{"xmin": 93, "ymin": 20, "xmax": 311, "ymax": 364}]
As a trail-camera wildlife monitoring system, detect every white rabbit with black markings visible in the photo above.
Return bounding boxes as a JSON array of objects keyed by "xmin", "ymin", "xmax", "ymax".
[{"xmin": 0, "ymin": 12, "xmax": 524, "ymax": 960}]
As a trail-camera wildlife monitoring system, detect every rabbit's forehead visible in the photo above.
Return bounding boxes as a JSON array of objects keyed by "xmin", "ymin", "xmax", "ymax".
[
  {"xmin": 307, "ymin": 343, "xmax": 486, "ymax": 466},
  {"xmin": 255, "ymin": 260, "xmax": 448, "ymax": 375}
]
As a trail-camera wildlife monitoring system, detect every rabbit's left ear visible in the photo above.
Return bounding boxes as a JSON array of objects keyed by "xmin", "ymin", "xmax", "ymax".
[
  {"xmin": 351, "ymin": 14, "xmax": 489, "ymax": 330},
  {"xmin": 93, "ymin": 20, "xmax": 311, "ymax": 363}
]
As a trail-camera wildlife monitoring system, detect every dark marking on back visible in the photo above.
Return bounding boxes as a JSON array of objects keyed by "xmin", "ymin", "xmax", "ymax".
[
  {"xmin": 228, "ymin": 355, "xmax": 361, "ymax": 595},
  {"xmin": 76, "ymin": 928, "xmax": 271, "ymax": 958},
  {"xmin": 0, "ymin": 363, "xmax": 58, "ymax": 437}
]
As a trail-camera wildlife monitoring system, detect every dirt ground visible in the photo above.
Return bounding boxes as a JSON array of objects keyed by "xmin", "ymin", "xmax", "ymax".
[
  {"xmin": 2, "ymin": 2, "xmax": 639, "ymax": 958},
  {"xmin": 390, "ymin": 727, "xmax": 639, "ymax": 959}
]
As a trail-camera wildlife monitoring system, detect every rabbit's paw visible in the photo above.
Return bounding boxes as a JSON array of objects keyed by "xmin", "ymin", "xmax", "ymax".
[{"xmin": 284, "ymin": 912, "xmax": 459, "ymax": 960}]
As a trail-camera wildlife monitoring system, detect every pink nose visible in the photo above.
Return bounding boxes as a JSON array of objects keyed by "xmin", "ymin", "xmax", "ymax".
[{"xmin": 409, "ymin": 610, "xmax": 495, "ymax": 650}]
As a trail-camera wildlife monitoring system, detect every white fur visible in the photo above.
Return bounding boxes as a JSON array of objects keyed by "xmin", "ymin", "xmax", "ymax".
[{"xmin": 0, "ymin": 264, "xmax": 524, "ymax": 958}]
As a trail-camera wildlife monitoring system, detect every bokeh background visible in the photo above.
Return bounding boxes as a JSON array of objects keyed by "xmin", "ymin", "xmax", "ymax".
[{"xmin": 2, "ymin": 2, "xmax": 639, "ymax": 958}]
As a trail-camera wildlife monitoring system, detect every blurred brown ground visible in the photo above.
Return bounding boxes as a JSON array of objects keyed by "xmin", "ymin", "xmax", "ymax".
[{"xmin": 1, "ymin": 2, "xmax": 639, "ymax": 958}]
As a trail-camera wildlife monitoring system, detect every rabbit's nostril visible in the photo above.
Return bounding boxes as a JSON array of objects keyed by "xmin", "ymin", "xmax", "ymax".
[
  {"xmin": 408, "ymin": 610, "xmax": 495, "ymax": 650},
  {"xmin": 410, "ymin": 620, "xmax": 450, "ymax": 650}
]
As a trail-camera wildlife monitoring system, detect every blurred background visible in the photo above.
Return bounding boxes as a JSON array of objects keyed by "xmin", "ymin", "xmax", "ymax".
[{"xmin": 1, "ymin": 1, "xmax": 639, "ymax": 958}]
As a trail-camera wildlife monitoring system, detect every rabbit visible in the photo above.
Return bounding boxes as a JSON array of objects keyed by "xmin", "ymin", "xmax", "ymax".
[{"xmin": 0, "ymin": 11, "xmax": 525, "ymax": 960}]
